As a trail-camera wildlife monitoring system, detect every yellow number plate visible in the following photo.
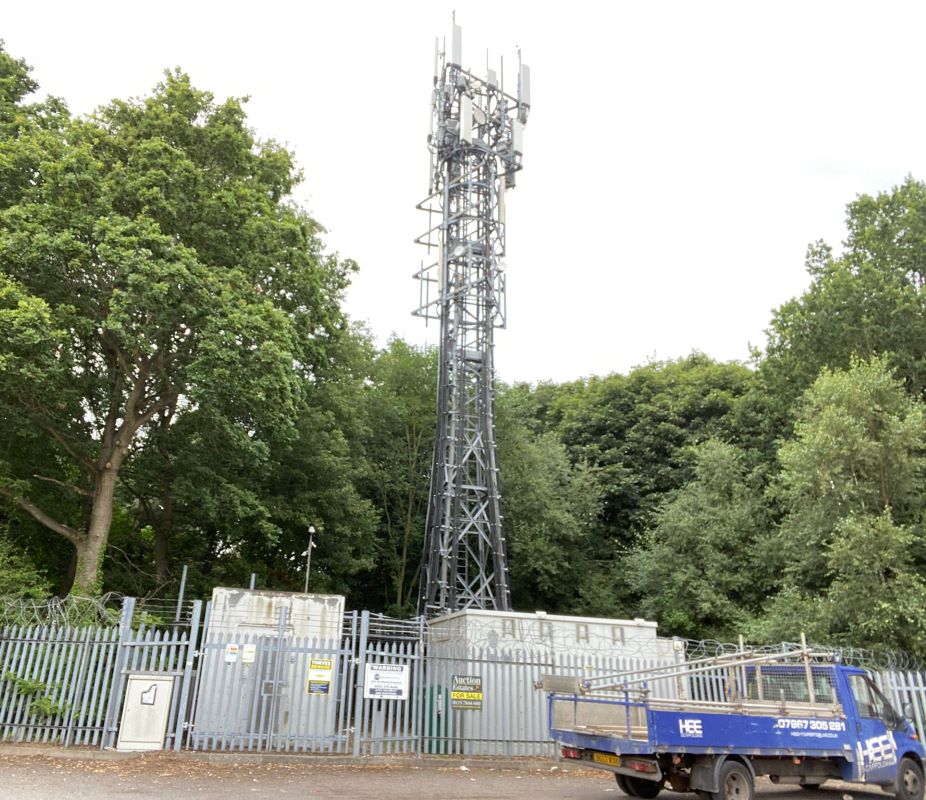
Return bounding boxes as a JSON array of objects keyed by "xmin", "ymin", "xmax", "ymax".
[{"xmin": 592, "ymin": 752, "xmax": 622, "ymax": 767}]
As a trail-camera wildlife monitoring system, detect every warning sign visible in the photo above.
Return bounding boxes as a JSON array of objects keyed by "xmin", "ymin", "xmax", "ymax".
[
  {"xmin": 307, "ymin": 659, "xmax": 333, "ymax": 695},
  {"xmin": 451, "ymin": 674, "xmax": 483, "ymax": 710},
  {"xmin": 364, "ymin": 663, "xmax": 409, "ymax": 700}
]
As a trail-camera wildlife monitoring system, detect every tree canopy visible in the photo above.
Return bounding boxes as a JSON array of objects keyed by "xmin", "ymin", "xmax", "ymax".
[
  {"xmin": 7, "ymin": 40, "xmax": 926, "ymax": 658},
  {"xmin": 0, "ymin": 47, "xmax": 358, "ymax": 594}
]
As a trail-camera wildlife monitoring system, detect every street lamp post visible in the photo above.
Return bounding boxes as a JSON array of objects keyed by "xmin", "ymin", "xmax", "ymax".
[{"xmin": 304, "ymin": 525, "xmax": 317, "ymax": 594}]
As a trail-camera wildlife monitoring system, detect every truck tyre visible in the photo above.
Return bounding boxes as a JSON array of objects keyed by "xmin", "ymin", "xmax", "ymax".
[
  {"xmin": 615, "ymin": 773, "xmax": 663, "ymax": 799},
  {"xmin": 895, "ymin": 757, "xmax": 925, "ymax": 800},
  {"xmin": 713, "ymin": 761, "xmax": 754, "ymax": 800}
]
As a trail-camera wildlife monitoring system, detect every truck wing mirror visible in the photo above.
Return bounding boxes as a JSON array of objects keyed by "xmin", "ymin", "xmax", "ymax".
[{"xmin": 904, "ymin": 702, "xmax": 915, "ymax": 722}]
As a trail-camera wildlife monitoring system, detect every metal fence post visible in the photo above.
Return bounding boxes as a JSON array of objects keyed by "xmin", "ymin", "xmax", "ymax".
[
  {"xmin": 336, "ymin": 610, "xmax": 358, "ymax": 754},
  {"xmin": 415, "ymin": 616, "xmax": 425, "ymax": 757},
  {"xmin": 352, "ymin": 610, "xmax": 370, "ymax": 757},
  {"xmin": 266, "ymin": 605, "xmax": 288, "ymax": 752},
  {"xmin": 100, "ymin": 596, "xmax": 136, "ymax": 749},
  {"xmin": 174, "ymin": 566, "xmax": 189, "ymax": 623},
  {"xmin": 173, "ymin": 599, "xmax": 203, "ymax": 752}
]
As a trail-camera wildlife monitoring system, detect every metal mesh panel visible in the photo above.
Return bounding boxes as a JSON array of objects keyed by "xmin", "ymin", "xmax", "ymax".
[{"xmin": 745, "ymin": 665, "xmax": 837, "ymax": 704}]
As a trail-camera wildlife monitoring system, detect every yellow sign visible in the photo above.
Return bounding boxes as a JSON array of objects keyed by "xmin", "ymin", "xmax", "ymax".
[
  {"xmin": 451, "ymin": 691, "xmax": 483, "ymax": 700},
  {"xmin": 307, "ymin": 659, "xmax": 333, "ymax": 695}
]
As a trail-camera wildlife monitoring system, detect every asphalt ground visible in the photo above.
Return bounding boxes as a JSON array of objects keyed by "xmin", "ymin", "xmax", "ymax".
[{"xmin": 0, "ymin": 750, "xmax": 896, "ymax": 800}]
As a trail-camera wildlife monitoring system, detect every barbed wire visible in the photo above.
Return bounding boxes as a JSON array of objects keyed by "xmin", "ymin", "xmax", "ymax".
[
  {"xmin": 680, "ymin": 638, "xmax": 924, "ymax": 672},
  {"xmin": 0, "ymin": 594, "xmax": 203, "ymax": 629},
  {"xmin": 0, "ymin": 593, "xmax": 124, "ymax": 628}
]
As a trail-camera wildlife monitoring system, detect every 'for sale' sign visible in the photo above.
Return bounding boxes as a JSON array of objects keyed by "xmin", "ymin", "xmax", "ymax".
[{"xmin": 451, "ymin": 674, "xmax": 483, "ymax": 710}]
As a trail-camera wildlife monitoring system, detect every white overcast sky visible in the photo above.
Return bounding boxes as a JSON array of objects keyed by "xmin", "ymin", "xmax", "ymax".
[{"xmin": 5, "ymin": 1, "xmax": 926, "ymax": 383}]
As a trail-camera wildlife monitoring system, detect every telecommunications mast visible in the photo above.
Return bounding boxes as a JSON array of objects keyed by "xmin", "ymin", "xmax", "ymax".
[{"xmin": 414, "ymin": 21, "xmax": 530, "ymax": 616}]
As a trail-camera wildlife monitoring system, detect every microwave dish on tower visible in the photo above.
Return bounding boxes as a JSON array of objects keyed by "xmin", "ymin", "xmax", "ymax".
[{"xmin": 414, "ymin": 21, "xmax": 530, "ymax": 617}]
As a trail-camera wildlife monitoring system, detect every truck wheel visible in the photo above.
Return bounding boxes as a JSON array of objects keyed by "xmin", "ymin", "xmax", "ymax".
[
  {"xmin": 714, "ymin": 761, "xmax": 754, "ymax": 800},
  {"xmin": 614, "ymin": 773, "xmax": 663, "ymax": 799},
  {"xmin": 895, "ymin": 757, "xmax": 925, "ymax": 800},
  {"xmin": 616, "ymin": 775, "xmax": 634, "ymax": 796}
]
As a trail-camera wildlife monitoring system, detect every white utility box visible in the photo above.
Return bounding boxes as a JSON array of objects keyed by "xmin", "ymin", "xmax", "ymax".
[{"xmin": 116, "ymin": 673, "xmax": 175, "ymax": 751}]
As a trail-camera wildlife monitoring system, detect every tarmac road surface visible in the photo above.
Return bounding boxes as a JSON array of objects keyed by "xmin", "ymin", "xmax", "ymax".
[{"xmin": 0, "ymin": 752, "xmax": 897, "ymax": 800}]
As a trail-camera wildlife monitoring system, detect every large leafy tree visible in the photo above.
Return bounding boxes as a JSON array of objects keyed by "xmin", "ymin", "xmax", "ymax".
[
  {"xmin": 627, "ymin": 440, "xmax": 770, "ymax": 639},
  {"xmin": 753, "ymin": 357, "xmax": 926, "ymax": 650},
  {"xmin": 0, "ymin": 520, "xmax": 50, "ymax": 599},
  {"xmin": 256, "ymin": 337, "xmax": 379, "ymax": 597},
  {"xmin": 108, "ymin": 323, "xmax": 378, "ymax": 600},
  {"xmin": 768, "ymin": 356, "xmax": 926, "ymax": 590},
  {"xmin": 558, "ymin": 355, "xmax": 754, "ymax": 537},
  {"xmin": 352, "ymin": 338, "xmax": 437, "ymax": 614},
  {"xmin": 824, "ymin": 512, "xmax": 926, "ymax": 654},
  {"xmin": 762, "ymin": 178, "xmax": 926, "ymax": 418},
  {"xmin": 0, "ymin": 45, "xmax": 79, "ymax": 591},
  {"xmin": 495, "ymin": 385, "xmax": 604, "ymax": 615},
  {"xmin": 0, "ymin": 50, "xmax": 355, "ymax": 594},
  {"xmin": 489, "ymin": 359, "xmax": 754, "ymax": 618}
]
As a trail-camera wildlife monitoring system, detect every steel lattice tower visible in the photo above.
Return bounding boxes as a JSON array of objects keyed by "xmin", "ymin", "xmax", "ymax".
[{"xmin": 414, "ymin": 23, "xmax": 530, "ymax": 616}]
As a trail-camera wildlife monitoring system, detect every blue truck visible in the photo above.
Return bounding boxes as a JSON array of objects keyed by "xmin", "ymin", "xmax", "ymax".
[{"xmin": 542, "ymin": 646, "xmax": 925, "ymax": 800}]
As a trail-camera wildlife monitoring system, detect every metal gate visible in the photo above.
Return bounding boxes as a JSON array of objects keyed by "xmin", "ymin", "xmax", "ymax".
[
  {"xmin": 421, "ymin": 643, "xmax": 553, "ymax": 756},
  {"xmin": 187, "ymin": 608, "xmax": 358, "ymax": 753},
  {"xmin": 352, "ymin": 611, "xmax": 424, "ymax": 756}
]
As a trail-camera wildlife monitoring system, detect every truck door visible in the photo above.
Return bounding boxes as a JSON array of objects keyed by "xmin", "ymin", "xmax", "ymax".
[{"xmin": 847, "ymin": 673, "xmax": 904, "ymax": 784}]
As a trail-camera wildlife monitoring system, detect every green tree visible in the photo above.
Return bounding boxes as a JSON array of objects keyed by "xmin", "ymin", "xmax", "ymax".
[
  {"xmin": 627, "ymin": 440, "xmax": 769, "ymax": 639},
  {"xmin": 769, "ymin": 356, "xmax": 926, "ymax": 592},
  {"xmin": 825, "ymin": 512, "xmax": 926, "ymax": 655},
  {"xmin": 256, "ymin": 347, "xmax": 379, "ymax": 598},
  {"xmin": 762, "ymin": 177, "xmax": 926, "ymax": 418},
  {"xmin": 557, "ymin": 355, "xmax": 755, "ymax": 542},
  {"xmin": 751, "ymin": 512, "xmax": 926, "ymax": 656},
  {"xmin": 0, "ymin": 54, "xmax": 355, "ymax": 594},
  {"xmin": 543, "ymin": 355, "xmax": 754, "ymax": 615},
  {"xmin": 352, "ymin": 338, "xmax": 437, "ymax": 614},
  {"xmin": 753, "ymin": 357, "xmax": 926, "ymax": 650},
  {"xmin": 496, "ymin": 386, "xmax": 604, "ymax": 615},
  {"xmin": 0, "ymin": 43, "xmax": 68, "ymax": 207},
  {"xmin": 95, "ymin": 309, "xmax": 379, "ymax": 602},
  {"xmin": 0, "ymin": 521, "xmax": 51, "ymax": 599},
  {"xmin": 0, "ymin": 44, "xmax": 77, "ymax": 592}
]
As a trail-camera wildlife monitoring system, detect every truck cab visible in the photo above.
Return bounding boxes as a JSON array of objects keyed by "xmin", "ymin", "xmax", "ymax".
[{"xmin": 838, "ymin": 665, "xmax": 922, "ymax": 790}]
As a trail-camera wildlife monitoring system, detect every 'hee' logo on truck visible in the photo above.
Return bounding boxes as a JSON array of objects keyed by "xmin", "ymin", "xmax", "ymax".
[
  {"xmin": 858, "ymin": 733, "xmax": 897, "ymax": 776},
  {"xmin": 679, "ymin": 719, "xmax": 703, "ymax": 738}
]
